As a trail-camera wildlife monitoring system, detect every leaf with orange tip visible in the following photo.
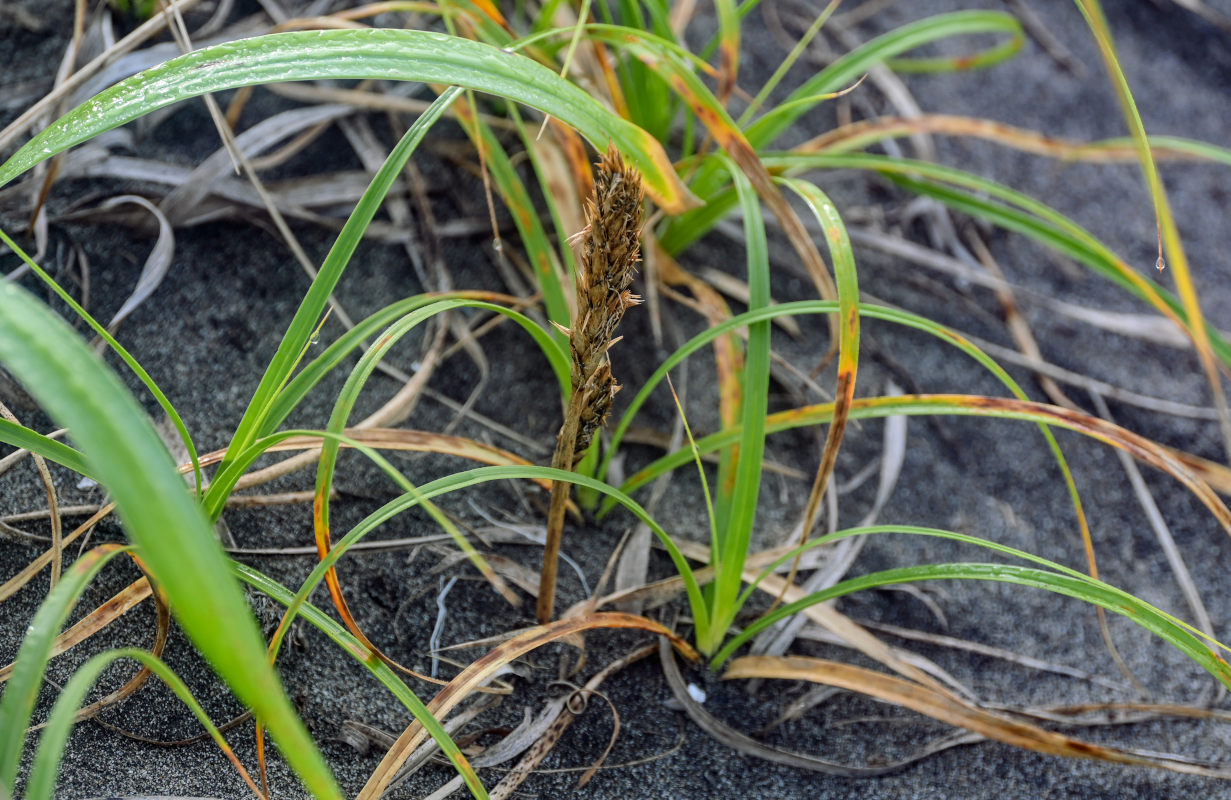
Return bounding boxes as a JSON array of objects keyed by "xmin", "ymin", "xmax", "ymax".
[
  {"xmin": 465, "ymin": 0, "xmax": 510, "ymax": 30},
  {"xmin": 712, "ymin": 0, "xmax": 739, "ymax": 103},
  {"xmin": 778, "ymin": 179, "xmax": 859, "ymax": 557},
  {"xmin": 681, "ymin": 146, "xmax": 1231, "ymax": 371}
]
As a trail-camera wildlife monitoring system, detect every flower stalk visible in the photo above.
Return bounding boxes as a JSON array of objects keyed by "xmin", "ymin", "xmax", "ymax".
[{"xmin": 537, "ymin": 145, "xmax": 643, "ymax": 623}]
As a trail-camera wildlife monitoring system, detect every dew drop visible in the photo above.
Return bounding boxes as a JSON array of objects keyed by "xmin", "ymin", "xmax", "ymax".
[
  {"xmin": 492, "ymin": 237, "xmax": 503, "ymax": 253},
  {"xmin": 1155, "ymin": 256, "xmax": 1166, "ymax": 272}
]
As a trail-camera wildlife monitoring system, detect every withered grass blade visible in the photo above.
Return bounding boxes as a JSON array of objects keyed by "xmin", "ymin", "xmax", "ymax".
[
  {"xmin": 725, "ymin": 654, "xmax": 1231, "ymax": 778},
  {"xmin": 358, "ymin": 613, "xmax": 694, "ymax": 799}
]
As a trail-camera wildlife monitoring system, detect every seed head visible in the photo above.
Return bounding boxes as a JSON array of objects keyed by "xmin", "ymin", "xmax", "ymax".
[{"xmin": 567, "ymin": 145, "xmax": 644, "ymax": 463}]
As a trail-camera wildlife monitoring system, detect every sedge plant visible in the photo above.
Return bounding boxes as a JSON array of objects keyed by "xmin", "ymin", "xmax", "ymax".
[{"xmin": 3, "ymin": 0, "xmax": 1231, "ymax": 797}]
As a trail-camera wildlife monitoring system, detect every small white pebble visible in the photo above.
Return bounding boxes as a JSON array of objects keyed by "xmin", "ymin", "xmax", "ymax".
[{"xmin": 686, "ymin": 683, "xmax": 707, "ymax": 704}]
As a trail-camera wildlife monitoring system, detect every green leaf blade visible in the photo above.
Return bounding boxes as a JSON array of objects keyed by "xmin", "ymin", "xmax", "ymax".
[
  {"xmin": 0, "ymin": 280, "xmax": 342, "ymax": 799},
  {"xmin": 0, "ymin": 29, "xmax": 691, "ymax": 212}
]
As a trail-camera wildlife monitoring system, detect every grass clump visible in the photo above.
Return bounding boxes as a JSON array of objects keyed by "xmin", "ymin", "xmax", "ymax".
[{"xmin": 2, "ymin": 1, "xmax": 1231, "ymax": 798}]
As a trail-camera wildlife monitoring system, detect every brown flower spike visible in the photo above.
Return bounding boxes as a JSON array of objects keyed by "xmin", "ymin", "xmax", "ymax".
[{"xmin": 538, "ymin": 145, "xmax": 644, "ymax": 624}]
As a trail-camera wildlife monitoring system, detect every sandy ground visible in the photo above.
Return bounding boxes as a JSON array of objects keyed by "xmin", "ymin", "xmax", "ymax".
[{"xmin": 5, "ymin": 1, "xmax": 1231, "ymax": 798}]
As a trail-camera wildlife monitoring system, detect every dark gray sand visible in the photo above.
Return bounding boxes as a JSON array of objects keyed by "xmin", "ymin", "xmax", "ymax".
[{"xmin": 5, "ymin": 1, "xmax": 1231, "ymax": 798}]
